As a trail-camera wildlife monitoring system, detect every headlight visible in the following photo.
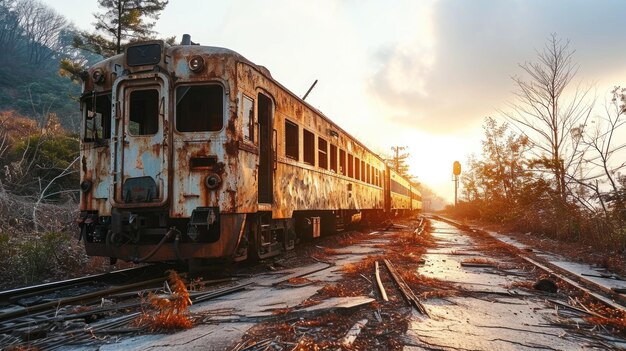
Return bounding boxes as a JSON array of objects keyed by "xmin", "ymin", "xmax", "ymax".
[
  {"xmin": 188, "ymin": 56, "xmax": 205, "ymax": 72},
  {"xmin": 92, "ymin": 69, "xmax": 105, "ymax": 84},
  {"xmin": 205, "ymin": 173, "xmax": 222, "ymax": 190}
]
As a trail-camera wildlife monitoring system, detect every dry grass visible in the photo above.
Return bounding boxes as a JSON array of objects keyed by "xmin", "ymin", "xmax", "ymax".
[
  {"xmin": 318, "ymin": 283, "xmax": 361, "ymax": 297},
  {"xmin": 323, "ymin": 247, "xmax": 341, "ymax": 255},
  {"xmin": 271, "ymin": 307, "xmax": 293, "ymax": 316},
  {"xmin": 287, "ymin": 277, "xmax": 312, "ymax": 285},
  {"xmin": 340, "ymin": 255, "xmax": 383, "ymax": 275},
  {"xmin": 134, "ymin": 270, "xmax": 193, "ymax": 331}
]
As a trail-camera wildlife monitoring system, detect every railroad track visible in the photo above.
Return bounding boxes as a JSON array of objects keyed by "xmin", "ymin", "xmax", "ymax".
[
  {"xmin": 428, "ymin": 214, "xmax": 626, "ymax": 314},
  {"xmin": 0, "ymin": 262, "xmax": 250, "ymax": 350}
]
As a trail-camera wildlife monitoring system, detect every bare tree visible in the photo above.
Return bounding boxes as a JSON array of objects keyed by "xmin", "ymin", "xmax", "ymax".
[
  {"xmin": 16, "ymin": 0, "xmax": 68, "ymax": 64},
  {"xmin": 504, "ymin": 34, "xmax": 594, "ymax": 200},
  {"xmin": 0, "ymin": 0, "xmax": 22, "ymax": 62},
  {"xmin": 568, "ymin": 87, "xmax": 626, "ymax": 217}
]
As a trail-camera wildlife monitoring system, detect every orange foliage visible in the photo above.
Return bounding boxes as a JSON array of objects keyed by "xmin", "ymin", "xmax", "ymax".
[
  {"xmin": 136, "ymin": 270, "xmax": 193, "ymax": 331},
  {"xmin": 287, "ymin": 277, "xmax": 312, "ymax": 285},
  {"xmin": 0, "ymin": 110, "xmax": 39, "ymax": 142},
  {"xmin": 323, "ymin": 247, "xmax": 341, "ymax": 255}
]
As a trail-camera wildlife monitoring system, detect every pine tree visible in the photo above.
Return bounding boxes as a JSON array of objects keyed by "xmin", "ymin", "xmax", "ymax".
[
  {"xmin": 75, "ymin": 0, "xmax": 169, "ymax": 58},
  {"xmin": 60, "ymin": 0, "xmax": 170, "ymax": 84}
]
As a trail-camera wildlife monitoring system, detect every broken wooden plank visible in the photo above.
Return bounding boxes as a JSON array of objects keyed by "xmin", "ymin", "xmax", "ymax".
[
  {"xmin": 460, "ymin": 262, "xmax": 496, "ymax": 268},
  {"xmin": 375, "ymin": 261, "xmax": 389, "ymax": 301},
  {"xmin": 340, "ymin": 319, "xmax": 368, "ymax": 346},
  {"xmin": 383, "ymin": 259, "xmax": 428, "ymax": 316},
  {"xmin": 301, "ymin": 296, "xmax": 374, "ymax": 313},
  {"xmin": 547, "ymin": 299, "xmax": 604, "ymax": 318}
]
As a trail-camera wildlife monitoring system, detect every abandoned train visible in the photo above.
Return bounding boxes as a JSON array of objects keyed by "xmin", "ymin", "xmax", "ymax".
[{"xmin": 76, "ymin": 35, "xmax": 422, "ymax": 263}]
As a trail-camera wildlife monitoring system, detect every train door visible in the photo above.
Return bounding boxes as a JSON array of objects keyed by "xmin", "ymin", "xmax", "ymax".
[
  {"xmin": 257, "ymin": 93, "xmax": 274, "ymax": 204},
  {"xmin": 383, "ymin": 165, "xmax": 391, "ymax": 213},
  {"xmin": 111, "ymin": 74, "xmax": 169, "ymax": 206}
]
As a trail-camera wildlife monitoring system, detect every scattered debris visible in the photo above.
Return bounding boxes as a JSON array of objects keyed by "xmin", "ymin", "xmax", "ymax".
[
  {"xmin": 301, "ymin": 296, "xmax": 374, "ymax": 313},
  {"xmin": 340, "ymin": 318, "xmax": 368, "ymax": 346},
  {"xmin": 533, "ymin": 278, "xmax": 558, "ymax": 293}
]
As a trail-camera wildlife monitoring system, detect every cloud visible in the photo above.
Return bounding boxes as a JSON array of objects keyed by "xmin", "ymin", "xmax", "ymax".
[{"xmin": 367, "ymin": 0, "xmax": 626, "ymax": 134}]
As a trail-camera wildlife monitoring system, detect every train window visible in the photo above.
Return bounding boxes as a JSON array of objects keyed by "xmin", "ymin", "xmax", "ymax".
[
  {"xmin": 318, "ymin": 137, "xmax": 328, "ymax": 169},
  {"xmin": 129, "ymin": 89, "xmax": 159, "ymax": 135},
  {"xmin": 371, "ymin": 166, "xmax": 375, "ymax": 185},
  {"xmin": 83, "ymin": 94, "xmax": 112, "ymax": 141},
  {"xmin": 242, "ymin": 95, "xmax": 254, "ymax": 142},
  {"xmin": 176, "ymin": 84, "xmax": 223, "ymax": 132},
  {"xmin": 348, "ymin": 154, "xmax": 353, "ymax": 177},
  {"xmin": 339, "ymin": 149, "xmax": 346, "ymax": 175},
  {"xmin": 303, "ymin": 129, "xmax": 315, "ymax": 165},
  {"xmin": 361, "ymin": 160, "xmax": 365, "ymax": 183},
  {"xmin": 285, "ymin": 119, "xmax": 299, "ymax": 160},
  {"xmin": 330, "ymin": 144, "xmax": 337, "ymax": 173},
  {"xmin": 355, "ymin": 157, "xmax": 360, "ymax": 180}
]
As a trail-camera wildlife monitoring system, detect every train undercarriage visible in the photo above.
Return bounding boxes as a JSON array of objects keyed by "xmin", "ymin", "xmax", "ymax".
[{"xmin": 78, "ymin": 208, "xmax": 403, "ymax": 265}]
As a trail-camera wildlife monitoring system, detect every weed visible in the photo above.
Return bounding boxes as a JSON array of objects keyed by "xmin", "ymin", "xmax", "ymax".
[{"xmin": 135, "ymin": 270, "xmax": 193, "ymax": 331}]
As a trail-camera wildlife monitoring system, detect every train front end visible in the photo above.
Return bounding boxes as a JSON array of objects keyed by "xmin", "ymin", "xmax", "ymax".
[{"xmin": 77, "ymin": 39, "xmax": 247, "ymax": 263}]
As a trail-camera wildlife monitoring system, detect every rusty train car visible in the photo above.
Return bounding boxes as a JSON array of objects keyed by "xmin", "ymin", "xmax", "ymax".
[{"xmin": 77, "ymin": 35, "xmax": 421, "ymax": 263}]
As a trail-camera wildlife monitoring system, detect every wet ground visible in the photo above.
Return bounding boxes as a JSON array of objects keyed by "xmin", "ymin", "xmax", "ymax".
[
  {"xmin": 50, "ymin": 217, "xmax": 626, "ymax": 350},
  {"xmin": 405, "ymin": 220, "xmax": 625, "ymax": 350}
]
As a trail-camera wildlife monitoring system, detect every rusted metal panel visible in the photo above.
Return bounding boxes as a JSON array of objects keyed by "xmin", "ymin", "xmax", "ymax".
[
  {"xmin": 234, "ymin": 61, "xmax": 387, "ymax": 219},
  {"xmin": 390, "ymin": 169, "xmax": 412, "ymax": 211},
  {"xmin": 80, "ymin": 145, "xmax": 112, "ymax": 215}
]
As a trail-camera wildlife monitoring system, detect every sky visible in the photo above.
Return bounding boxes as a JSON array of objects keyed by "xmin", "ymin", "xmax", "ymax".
[{"xmin": 43, "ymin": 0, "xmax": 626, "ymax": 203}]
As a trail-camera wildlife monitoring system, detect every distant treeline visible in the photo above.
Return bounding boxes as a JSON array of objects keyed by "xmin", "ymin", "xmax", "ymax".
[{"xmin": 0, "ymin": 0, "xmax": 100, "ymax": 131}]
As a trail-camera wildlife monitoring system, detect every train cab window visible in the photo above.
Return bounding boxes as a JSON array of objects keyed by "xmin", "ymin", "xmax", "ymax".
[
  {"xmin": 339, "ymin": 149, "xmax": 346, "ymax": 175},
  {"xmin": 129, "ymin": 89, "xmax": 159, "ymax": 135},
  {"xmin": 83, "ymin": 93, "xmax": 112, "ymax": 141},
  {"xmin": 348, "ymin": 154, "xmax": 353, "ymax": 177},
  {"xmin": 318, "ymin": 137, "xmax": 328, "ymax": 169},
  {"xmin": 303, "ymin": 129, "xmax": 315, "ymax": 165},
  {"xmin": 242, "ymin": 95, "xmax": 254, "ymax": 142},
  {"xmin": 330, "ymin": 144, "xmax": 337, "ymax": 173},
  {"xmin": 355, "ymin": 157, "xmax": 360, "ymax": 180},
  {"xmin": 285, "ymin": 119, "xmax": 299, "ymax": 160},
  {"xmin": 176, "ymin": 84, "xmax": 223, "ymax": 132}
]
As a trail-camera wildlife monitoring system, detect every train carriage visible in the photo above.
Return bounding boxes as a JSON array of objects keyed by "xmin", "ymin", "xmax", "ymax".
[{"xmin": 77, "ymin": 36, "xmax": 420, "ymax": 263}]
